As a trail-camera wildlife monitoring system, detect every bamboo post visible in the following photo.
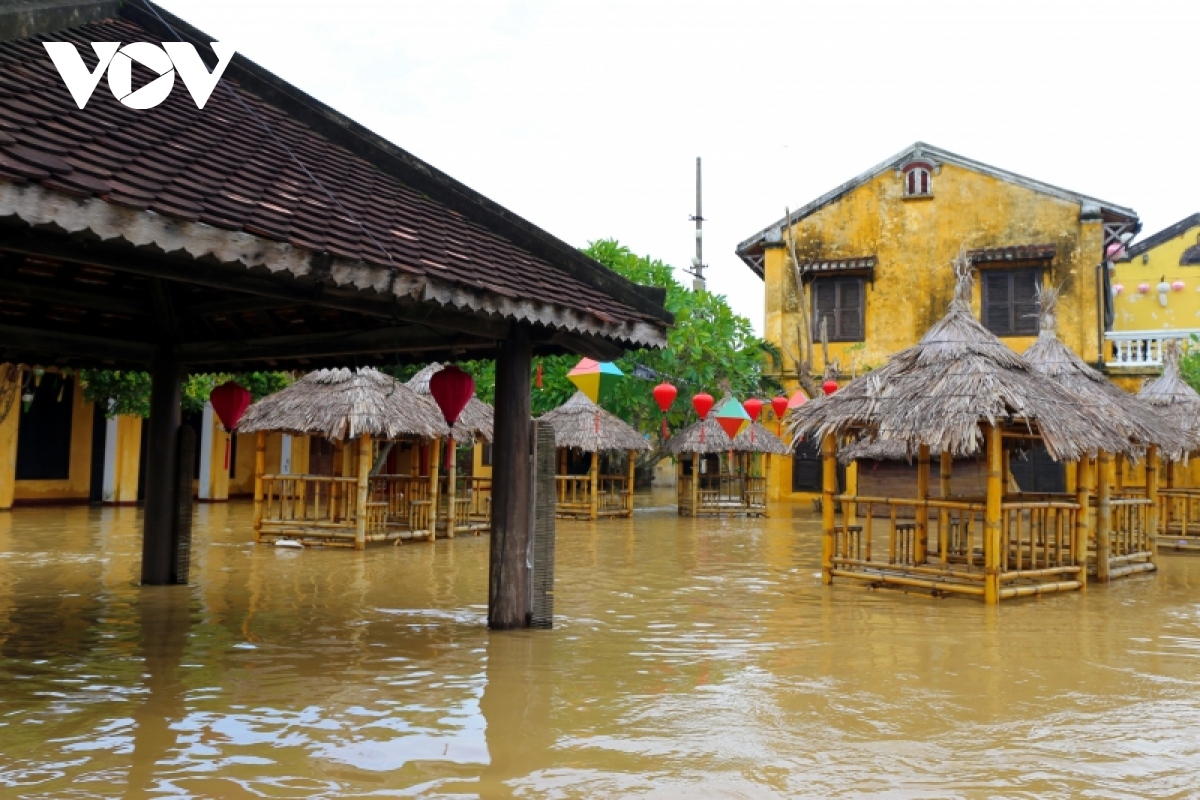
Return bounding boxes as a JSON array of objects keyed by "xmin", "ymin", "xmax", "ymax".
[
  {"xmin": 428, "ymin": 437, "xmax": 442, "ymax": 542},
  {"xmin": 1114, "ymin": 454, "xmax": 1124, "ymax": 493},
  {"xmin": 253, "ymin": 431, "xmax": 267, "ymax": 542},
  {"xmin": 354, "ymin": 433, "xmax": 372, "ymax": 550},
  {"xmin": 627, "ymin": 449, "xmax": 636, "ymax": 515},
  {"xmin": 589, "ymin": 450, "xmax": 599, "ymax": 520},
  {"xmin": 1074, "ymin": 456, "xmax": 1091, "ymax": 588},
  {"xmin": 939, "ymin": 451, "xmax": 952, "ymax": 563},
  {"xmin": 1146, "ymin": 445, "xmax": 1159, "ymax": 566},
  {"xmin": 1096, "ymin": 451, "xmax": 1113, "ymax": 582},
  {"xmin": 916, "ymin": 445, "xmax": 930, "ymax": 564},
  {"xmin": 691, "ymin": 452, "xmax": 699, "ymax": 516},
  {"xmin": 446, "ymin": 437, "xmax": 457, "ymax": 539},
  {"xmin": 821, "ymin": 433, "xmax": 837, "ymax": 585},
  {"xmin": 984, "ymin": 424, "xmax": 1003, "ymax": 605}
]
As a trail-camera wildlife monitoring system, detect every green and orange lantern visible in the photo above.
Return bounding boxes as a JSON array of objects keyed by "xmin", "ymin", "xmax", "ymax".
[
  {"xmin": 713, "ymin": 396, "xmax": 751, "ymax": 440},
  {"xmin": 568, "ymin": 358, "xmax": 624, "ymax": 404}
]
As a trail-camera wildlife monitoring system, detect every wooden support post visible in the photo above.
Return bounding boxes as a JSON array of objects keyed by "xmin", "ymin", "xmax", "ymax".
[
  {"xmin": 446, "ymin": 437, "xmax": 457, "ymax": 538},
  {"xmin": 488, "ymin": 322, "xmax": 533, "ymax": 630},
  {"xmin": 589, "ymin": 450, "xmax": 599, "ymax": 520},
  {"xmin": 939, "ymin": 451, "xmax": 952, "ymax": 563},
  {"xmin": 984, "ymin": 423, "xmax": 1003, "ymax": 605},
  {"xmin": 1114, "ymin": 454, "xmax": 1125, "ymax": 493},
  {"xmin": 690, "ymin": 452, "xmax": 699, "ymax": 516},
  {"xmin": 1146, "ymin": 445, "xmax": 1159, "ymax": 566},
  {"xmin": 1096, "ymin": 451, "xmax": 1113, "ymax": 582},
  {"xmin": 821, "ymin": 433, "xmax": 837, "ymax": 585},
  {"xmin": 253, "ymin": 431, "xmax": 267, "ymax": 542},
  {"xmin": 428, "ymin": 437, "xmax": 442, "ymax": 542},
  {"xmin": 1074, "ymin": 456, "xmax": 1091, "ymax": 588},
  {"xmin": 916, "ymin": 444, "xmax": 930, "ymax": 564},
  {"xmin": 355, "ymin": 434, "xmax": 372, "ymax": 550},
  {"xmin": 141, "ymin": 349, "xmax": 183, "ymax": 586},
  {"xmin": 627, "ymin": 449, "xmax": 636, "ymax": 515}
]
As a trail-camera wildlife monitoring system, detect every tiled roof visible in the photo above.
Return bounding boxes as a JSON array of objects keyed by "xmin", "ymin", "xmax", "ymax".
[
  {"xmin": 798, "ymin": 256, "xmax": 877, "ymax": 275},
  {"xmin": 0, "ymin": 9, "xmax": 669, "ymax": 346},
  {"xmin": 967, "ymin": 244, "xmax": 1057, "ymax": 263},
  {"xmin": 1118, "ymin": 213, "xmax": 1200, "ymax": 261}
]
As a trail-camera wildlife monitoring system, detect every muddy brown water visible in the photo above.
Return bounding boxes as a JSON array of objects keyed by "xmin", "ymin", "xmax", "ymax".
[{"xmin": 1, "ymin": 495, "xmax": 1199, "ymax": 798}]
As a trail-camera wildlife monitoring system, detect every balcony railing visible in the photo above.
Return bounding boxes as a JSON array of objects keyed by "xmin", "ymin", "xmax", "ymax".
[{"xmin": 1105, "ymin": 329, "xmax": 1200, "ymax": 368}]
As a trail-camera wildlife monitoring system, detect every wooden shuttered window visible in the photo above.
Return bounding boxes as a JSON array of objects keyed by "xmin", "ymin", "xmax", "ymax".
[
  {"xmin": 981, "ymin": 268, "xmax": 1041, "ymax": 336},
  {"xmin": 811, "ymin": 278, "xmax": 864, "ymax": 342}
]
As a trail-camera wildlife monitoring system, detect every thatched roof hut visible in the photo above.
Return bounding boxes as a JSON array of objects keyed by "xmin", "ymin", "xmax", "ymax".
[
  {"xmin": 663, "ymin": 417, "xmax": 790, "ymax": 456},
  {"xmin": 1137, "ymin": 341, "xmax": 1200, "ymax": 445},
  {"xmin": 537, "ymin": 391, "xmax": 650, "ymax": 452},
  {"xmin": 406, "ymin": 363, "xmax": 495, "ymax": 442},
  {"xmin": 1024, "ymin": 287, "xmax": 1189, "ymax": 460},
  {"xmin": 238, "ymin": 367, "xmax": 448, "ymax": 443},
  {"xmin": 786, "ymin": 256, "xmax": 1129, "ymax": 461}
]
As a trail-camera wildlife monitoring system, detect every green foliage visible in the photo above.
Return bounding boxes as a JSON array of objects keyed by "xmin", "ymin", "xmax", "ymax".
[
  {"xmin": 1181, "ymin": 335, "xmax": 1200, "ymax": 392},
  {"xmin": 81, "ymin": 370, "xmax": 292, "ymax": 418}
]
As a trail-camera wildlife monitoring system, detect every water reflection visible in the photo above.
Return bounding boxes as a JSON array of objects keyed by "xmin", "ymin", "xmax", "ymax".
[{"xmin": 0, "ymin": 502, "xmax": 1199, "ymax": 797}]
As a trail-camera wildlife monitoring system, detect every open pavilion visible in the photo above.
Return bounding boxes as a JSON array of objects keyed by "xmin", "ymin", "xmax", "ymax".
[{"xmin": 0, "ymin": 1, "xmax": 671, "ymax": 628}]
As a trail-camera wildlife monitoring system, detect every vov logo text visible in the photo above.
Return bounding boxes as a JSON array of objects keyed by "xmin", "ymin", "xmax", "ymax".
[{"xmin": 43, "ymin": 42, "xmax": 235, "ymax": 110}]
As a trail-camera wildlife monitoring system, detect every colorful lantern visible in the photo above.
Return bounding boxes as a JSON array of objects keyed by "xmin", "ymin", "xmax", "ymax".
[
  {"xmin": 653, "ymin": 382, "xmax": 677, "ymax": 438},
  {"xmin": 1112, "ymin": 283, "xmax": 1124, "ymax": 296},
  {"xmin": 743, "ymin": 398, "xmax": 764, "ymax": 422},
  {"xmin": 822, "ymin": 379, "xmax": 839, "ymax": 396},
  {"xmin": 713, "ymin": 396, "xmax": 751, "ymax": 440},
  {"xmin": 209, "ymin": 381, "xmax": 252, "ymax": 430},
  {"xmin": 567, "ymin": 358, "xmax": 624, "ymax": 404},
  {"xmin": 429, "ymin": 365, "xmax": 475, "ymax": 426},
  {"xmin": 1137, "ymin": 282, "xmax": 1151, "ymax": 294},
  {"xmin": 1172, "ymin": 279, "xmax": 1186, "ymax": 292},
  {"xmin": 1157, "ymin": 279, "xmax": 1171, "ymax": 308}
]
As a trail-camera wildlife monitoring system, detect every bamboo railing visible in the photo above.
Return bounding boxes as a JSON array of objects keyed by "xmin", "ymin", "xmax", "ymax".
[
  {"xmin": 676, "ymin": 473, "xmax": 768, "ymax": 517},
  {"xmin": 829, "ymin": 494, "xmax": 1082, "ymax": 598},
  {"xmin": 1158, "ymin": 488, "xmax": 1200, "ymax": 551},
  {"xmin": 257, "ymin": 473, "xmax": 437, "ymax": 545},
  {"xmin": 554, "ymin": 474, "xmax": 633, "ymax": 518}
]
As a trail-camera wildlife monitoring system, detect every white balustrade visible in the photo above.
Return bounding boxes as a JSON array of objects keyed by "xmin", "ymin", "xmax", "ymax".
[{"xmin": 1104, "ymin": 330, "xmax": 1200, "ymax": 368}]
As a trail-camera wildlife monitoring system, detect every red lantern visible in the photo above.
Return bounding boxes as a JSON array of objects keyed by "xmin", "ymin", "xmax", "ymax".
[
  {"xmin": 771, "ymin": 396, "xmax": 788, "ymax": 420},
  {"xmin": 429, "ymin": 365, "xmax": 474, "ymax": 426},
  {"xmin": 692, "ymin": 393, "xmax": 714, "ymax": 420},
  {"xmin": 743, "ymin": 398, "xmax": 763, "ymax": 422},
  {"xmin": 822, "ymin": 379, "xmax": 839, "ymax": 396},
  {"xmin": 653, "ymin": 382, "xmax": 677, "ymax": 439},
  {"xmin": 209, "ymin": 381, "xmax": 252, "ymax": 431}
]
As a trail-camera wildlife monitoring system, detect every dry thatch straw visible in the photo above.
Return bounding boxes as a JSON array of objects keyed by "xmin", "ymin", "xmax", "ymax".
[
  {"xmin": 664, "ymin": 413, "xmax": 791, "ymax": 456},
  {"xmin": 406, "ymin": 363, "xmax": 495, "ymax": 443},
  {"xmin": 1024, "ymin": 285, "xmax": 1191, "ymax": 460},
  {"xmin": 1138, "ymin": 340, "xmax": 1200, "ymax": 445},
  {"xmin": 536, "ymin": 391, "xmax": 650, "ymax": 452},
  {"xmin": 786, "ymin": 251, "xmax": 1131, "ymax": 462},
  {"xmin": 238, "ymin": 367, "xmax": 448, "ymax": 443}
]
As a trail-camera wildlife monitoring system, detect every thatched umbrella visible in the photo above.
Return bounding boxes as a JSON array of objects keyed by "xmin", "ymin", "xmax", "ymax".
[
  {"xmin": 538, "ymin": 391, "xmax": 649, "ymax": 518},
  {"xmin": 238, "ymin": 367, "xmax": 447, "ymax": 442},
  {"xmin": 787, "ymin": 253, "xmax": 1130, "ymax": 603}
]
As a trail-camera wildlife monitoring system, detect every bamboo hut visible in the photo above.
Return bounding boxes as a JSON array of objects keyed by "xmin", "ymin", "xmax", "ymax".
[
  {"xmin": 405, "ymin": 363, "xmax": 495, "ymax": 536},
  {"xmin": 663, "ymin": 411, "xmax": 789, "ymax": 517},
  {"xmin": 237, "ymin": 368, "xmax": 448, "ymax": 548},
  {"xmin": 537, "ymin": 391, "xmax": 650, "ymax": 518},
  {"xmin": 787, "ymin": 254, "xmax": 1133, "ymax": 603},
  {"xmin": 1138, "ymin": 341, "xmax": 1200, "ymax": 550},
  {"xmin": 1021, "ymin": 286, "xmax": 1176, "ymax": 578}
]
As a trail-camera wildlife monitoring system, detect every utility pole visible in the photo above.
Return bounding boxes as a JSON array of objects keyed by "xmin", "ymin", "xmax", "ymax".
[{"xmin": 686, "ymin": 156, "xmax": 706, "ymax": 292}]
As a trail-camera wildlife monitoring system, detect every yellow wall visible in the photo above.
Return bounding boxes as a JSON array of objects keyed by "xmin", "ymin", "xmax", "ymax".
[
  {"xmin": 13, "ymin": 377, "xmax": 94, "ymax": 504},
  {"xmin": 1112, "ymin": 222, "xmax": 1200, "ymax": 332},
  {"xmin": 0, "ymin": 366, "xmax": 20, "ymax": 510},
  {"xmin": 764, "ymin": 163, "xmax": 1108, "ymax": 502},
  {"xmin": 106, "ymin": 415, "xmax": 142, "ymax": 505}
]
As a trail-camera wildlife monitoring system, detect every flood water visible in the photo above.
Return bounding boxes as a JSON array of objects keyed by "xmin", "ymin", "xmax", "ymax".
[{"xmin": 2, "ymin": 496, "xmax": 1200, "ymax": 799}]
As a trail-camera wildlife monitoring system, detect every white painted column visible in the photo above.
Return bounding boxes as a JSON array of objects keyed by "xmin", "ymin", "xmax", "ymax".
[
  {"xmin": 280, "ymin": 434, "xmax": 293, "ymax": 475},
  {"xmin": 101, "ymin": 408, "xmax": 119, "ymax": 503},
  {"xmin": 198, "ymin": 401, "xmax": 215, "ymax": 500}
]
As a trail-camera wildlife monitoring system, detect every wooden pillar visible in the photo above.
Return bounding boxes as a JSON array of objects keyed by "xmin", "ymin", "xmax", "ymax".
[
  {"xmin": 1096, "ymin": 451, "xmax": 1113, "ymax": 582},
  {"xmin": 429, "ymin": 437, "xmax": 442, "ymax": 542},
  {"xmin": 488, "ymin": 323, "xmax": 533, "ymax": 630},
  {"xmin": 0, "ymin": 365, "xmax": 20, "ymax": 511},
  {"xmin": 1146, "ymin": 445, "xmax": 1159, "ymax": 567},
  {"xmin": 690, "ymin": 452, "xmax": 699, "ymax": 516},
  {"xmin": 253, "ymin": 431, "xmax": 267, "ymax": 542},
  {"xmin": 627, "ymin": 449, "xmax": 636, "ymax": 515},
  {"xmin": 916, "ymin": 444, "xmax": 930, "ymax": 563},
  {"xmin": 354, "ymin": 434, "xmax": 372, "ymax": 550},
  {"xmin": 821, "ymin": 433, "xmax": 836, "ymax": 585},
  {"xmin": 446, "ymin": 437, "xmax": 458, "ymax": 538},
  {"xmin": 1074, "ymin": 456, "xmax": 1091, "ymax": 589},
  {"xmin": 589, "ymin": 450, "xmax": 599, "ymax": 520},
  {"xmin": 938, "ymin": 450, "xmax": 952, "ymax": 563},
  {"xmin": 141, "ymin": 350, "xmax": 183, "ymax": 586},
  {"xmin": 983, "ymin": 423, "xmax": 1003, "ymax": 605},
  {"xmin": 1114, "ymin": 454, "xmax": 1125, "ymax": 493}
]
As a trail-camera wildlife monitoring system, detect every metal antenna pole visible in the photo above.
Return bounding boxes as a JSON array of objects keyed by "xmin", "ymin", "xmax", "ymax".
[{"xmin": 687, "ymin": 157, "xmax": 706, "ymax": 292}]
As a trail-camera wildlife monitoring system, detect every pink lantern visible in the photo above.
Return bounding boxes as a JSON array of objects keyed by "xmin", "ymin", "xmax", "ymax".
[
  {"xmin": 1137, "ymin": 282, "xmax": 1152, "ymax": 294},
  {"xmin": 1172, "ymin": 280, "xmax": 1186, "ymax": 292},
  {"xmin": 1112, "ymin": 283, "xmax": 1124, "ymax": 295}
]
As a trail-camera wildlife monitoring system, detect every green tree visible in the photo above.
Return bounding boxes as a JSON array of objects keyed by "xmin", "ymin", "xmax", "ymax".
[{"xmin": 81, "ymin": 370, "xmax": 292, "ymax": 418}]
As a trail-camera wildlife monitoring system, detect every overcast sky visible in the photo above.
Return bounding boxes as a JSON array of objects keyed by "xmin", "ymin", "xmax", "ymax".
[{"xmin": 161, "ymin": 0, "xmax": 1199, "ymax": 334}]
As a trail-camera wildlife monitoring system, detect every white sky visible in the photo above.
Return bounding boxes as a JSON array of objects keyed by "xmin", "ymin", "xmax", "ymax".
[{"xmin": 160, "ymin": 0, "xmax": 1199, "ymax": 334}]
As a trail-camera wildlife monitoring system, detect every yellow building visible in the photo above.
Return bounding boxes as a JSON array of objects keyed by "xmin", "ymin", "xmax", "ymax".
[
  {"xmin": 735, "ymin": 143, "xmax": 1139, "ymax": 503},
  {"xmin": 1107, "ymin": 213, "xmax": 1200, "ymax": 386}
]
